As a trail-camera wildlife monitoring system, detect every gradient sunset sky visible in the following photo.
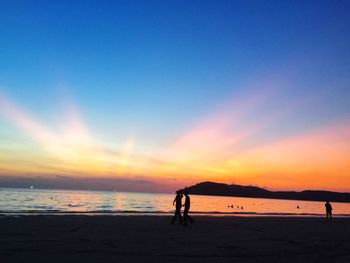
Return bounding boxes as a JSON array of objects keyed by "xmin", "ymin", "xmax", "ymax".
[{"xmin": 0, "ymin": 0, "xmax": 349, "ymax": 192}]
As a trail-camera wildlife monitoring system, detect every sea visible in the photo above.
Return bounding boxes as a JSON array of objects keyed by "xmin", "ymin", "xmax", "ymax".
[{"xmin": 1, "ymin": 188, "xmax": 350, "ymax": 217}]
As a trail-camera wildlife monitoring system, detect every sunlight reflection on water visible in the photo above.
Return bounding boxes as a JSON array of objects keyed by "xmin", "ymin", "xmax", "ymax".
[{"xmin": 0, "ymin": 188, "xmax": 349, "ymax": 216}]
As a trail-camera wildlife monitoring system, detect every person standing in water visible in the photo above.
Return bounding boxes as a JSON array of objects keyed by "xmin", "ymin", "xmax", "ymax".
[
  {"xmin": 172, "ymin": 191, "xmax": 183, "ymax": 224},
  {"xmin": 183, "ymin": 190, "xmax": 194, "ymax": 226},
  {"xmin": 325, "ymin": 201, "xmax": 333, "ymax": 221}
]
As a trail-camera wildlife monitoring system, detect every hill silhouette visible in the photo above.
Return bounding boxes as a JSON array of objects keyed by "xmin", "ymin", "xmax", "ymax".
[{"xmin": 180, "ymin": 182, "xmax": 350, "ymax": 203}]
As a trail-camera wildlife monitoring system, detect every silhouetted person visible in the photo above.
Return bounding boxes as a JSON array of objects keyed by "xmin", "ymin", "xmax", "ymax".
[
  {"xmin": 325, "ymin": 201, "xmax": 333, "ymax": 221},
  {"xmin": 183, "ymin": 191, "xmax": 194, "ymax": 225},
  {"xmin": 172, "ymin": 191, "xmax": 183, "ymax": 224}
]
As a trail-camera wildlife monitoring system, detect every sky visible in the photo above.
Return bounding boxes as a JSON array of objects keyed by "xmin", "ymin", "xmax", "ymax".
[{"xmin": 0, "ymin": 0, "xmax": 349, "ymax": 193}]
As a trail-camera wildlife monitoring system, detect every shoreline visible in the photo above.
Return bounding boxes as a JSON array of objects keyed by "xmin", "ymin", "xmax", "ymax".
[{"xmin": 1, "ymin": 211, "xmax": 350, "ymax": 218}]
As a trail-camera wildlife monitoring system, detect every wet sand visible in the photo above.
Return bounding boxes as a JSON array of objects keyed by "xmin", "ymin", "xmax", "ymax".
[{"xmin": 0, "ymin": 215, "xmax": 349, "ymax": 262}]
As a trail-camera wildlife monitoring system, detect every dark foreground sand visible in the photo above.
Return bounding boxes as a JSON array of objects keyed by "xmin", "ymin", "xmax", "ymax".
[{"xmin": 0, "ymin": 215, "xmax": 350, "ymax": 263}]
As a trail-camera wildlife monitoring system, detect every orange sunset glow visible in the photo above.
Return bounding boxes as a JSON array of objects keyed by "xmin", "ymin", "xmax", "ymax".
[{"xmin": 1, "ymin": 79, "xmax": 349, "ymax": 193}]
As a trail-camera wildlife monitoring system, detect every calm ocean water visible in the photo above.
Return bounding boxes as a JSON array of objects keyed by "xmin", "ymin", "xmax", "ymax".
[{"xmin": 1, "ymin": 188, "xmax": 350, "ymax": 216}]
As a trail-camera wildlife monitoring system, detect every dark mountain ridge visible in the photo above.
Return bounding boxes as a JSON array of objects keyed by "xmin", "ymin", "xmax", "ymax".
[{"xmin": 181, "ymin": 182, "xmax": 350, "ymax": 203}]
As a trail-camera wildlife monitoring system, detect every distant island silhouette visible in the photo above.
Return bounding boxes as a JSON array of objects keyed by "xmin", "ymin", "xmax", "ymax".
[{"xmin": 180, "ymin": 182, "xmax": 350, "ymax": 203}]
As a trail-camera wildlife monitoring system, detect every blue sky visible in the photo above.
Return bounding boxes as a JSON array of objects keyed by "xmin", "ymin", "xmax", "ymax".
[
  {"xmin": 0, "ymin": 0, "xmax": 350, "ymax": 191},
  {"xmin": 1, "ymin": 1, "xmax": 349, "ymax": 122}
]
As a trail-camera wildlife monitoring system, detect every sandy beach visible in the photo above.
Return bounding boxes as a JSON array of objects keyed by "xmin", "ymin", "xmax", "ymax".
[{"xmin": 0, "ymin": 215, "xmax": 349, "ymax": 262}]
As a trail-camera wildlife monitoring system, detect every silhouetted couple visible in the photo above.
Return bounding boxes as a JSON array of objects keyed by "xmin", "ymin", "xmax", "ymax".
[
  {"xmin": 325, "ymin": 201, "xmax": 332, "ymax": 221},
  {"xmin": 172, "ymin": 190, "xmax": 194, "ymax": 226}
]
